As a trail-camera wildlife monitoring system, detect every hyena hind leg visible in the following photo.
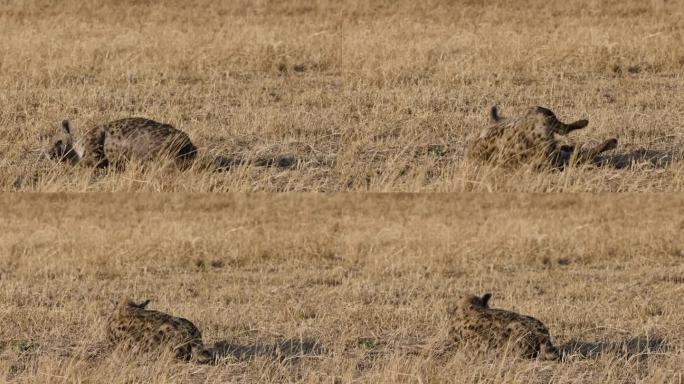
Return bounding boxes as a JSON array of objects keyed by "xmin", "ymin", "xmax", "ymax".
[
  {"xmin": 553, "ymin": 138, "xmax": 618, "ymax": 168},
  {"xmin": 575, "ymin": 138, "xmax": 618, "ymax": 163}
]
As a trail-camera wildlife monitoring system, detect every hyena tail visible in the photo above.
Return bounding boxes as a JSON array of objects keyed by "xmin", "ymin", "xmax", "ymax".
[{"xmin": 118, "ymin": 297, "xmax": 150, "ymax": 310}]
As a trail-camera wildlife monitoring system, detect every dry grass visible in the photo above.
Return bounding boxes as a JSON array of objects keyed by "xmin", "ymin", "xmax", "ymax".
[
  {"xmin": 1, "ymin": 0, "xmax": 683, "ymax": 191},
  {"xmin": 0, "ymin": 194, "xmax": 683, "ymax": 383},
  {"xmin": 1, "ymin": 1, "xmax": 683, "ymax": 382}
]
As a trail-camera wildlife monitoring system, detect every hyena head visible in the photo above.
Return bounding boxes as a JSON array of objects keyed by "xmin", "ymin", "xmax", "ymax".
[
  {"xmin": 47, "ymin": 120, "xmax": 80, "ymax": 164},
  {"xmin": 190, "ymin": 343, "xmax": 215, "ymax": 364},
  {"xmin": 527, "ymin": 106, "xmax": 589, "ymax": 136},
  {"xmin": 538, "ymin": 340, "xmax": 561, "ymax": 361}
]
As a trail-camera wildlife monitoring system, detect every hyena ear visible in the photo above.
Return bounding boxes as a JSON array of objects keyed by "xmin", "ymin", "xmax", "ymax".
[
  {"xmin": 462, "ymin": 293, "xmax": 491, "ymax": 308},
  {"xmin": 490, "ymin": 106, "xmax": 501, "ymax": 123},
  {"xmin": 119, "ymin": 297, "xmax": 150, "ymax": 309},
  {"xmin": 117, "ymin": 297, "xmax": 132, "ymax": 309},
  {"xmin": 61, "ymin": 120, "xmax": 73, "ymax": 134},
  {"xmin": 481, "ymin": 293, "xmax": 492, "ymax": 307},
  {"xmin": 135, "ymin": 299, "xmax": 151, "ymax": 309},
  {"xmin": 461, "ymin": 294, "xmax": 478, "ymax": 308}
]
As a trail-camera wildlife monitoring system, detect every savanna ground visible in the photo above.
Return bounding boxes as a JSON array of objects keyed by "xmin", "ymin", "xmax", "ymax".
[
  {"xmin": 1, "ymin": 1, "xmax": 683, "ymax": 383},
  {"xmin": 0, "ymin": 194, "xmax": 682, "ymax": 383},
  {"xmin": 1, "ymin": 0, "xmax": 683, "ymax": 191}
]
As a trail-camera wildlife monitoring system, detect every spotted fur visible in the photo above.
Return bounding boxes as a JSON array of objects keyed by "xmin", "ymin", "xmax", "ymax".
[
  {"xmin": 449, "ymin": 293, "xmax": 560, "ymax": 360},
  {"xmin": 106, "ymin": 298, "xmax": 214, "ymax": 363},
  {"xmin": 469, "ymin": 106, "xmax": 617, "ymax": 168},
  {"xmin": 47, "ymin": 118, "xmax": 197, "ymax": 169}
]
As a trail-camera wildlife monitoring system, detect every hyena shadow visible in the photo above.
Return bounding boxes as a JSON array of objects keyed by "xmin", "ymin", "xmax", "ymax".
[
  {"xmin": 559, "ymin": 335, "xmax": 668, "ymax": 360},
  {"xmin": 209, "ymin": 338, "xmax": 324, "ymax": 362},
  {"xmin": 210, "ymin": 154, "xmax": 298, "ymax": 171},
  {"xmin": 597, "ymin": 148, "xmax": 676, "ymax": 169}
]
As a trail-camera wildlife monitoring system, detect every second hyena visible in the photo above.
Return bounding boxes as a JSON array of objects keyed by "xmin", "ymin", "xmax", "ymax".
[
  {"xmin": 449, "ymin": 293, "xmax": 560, "ymax": 360},
  {"xmin": 106, "ymin": 297, "xmax": 215, "ymax": 363},
  {"xmin": 469, "ymin": 106, "xmax": 618, "ymax": 168},
  {"xmin": 47, "ymin": 117, "xmax": 198, "ymax": 169}
]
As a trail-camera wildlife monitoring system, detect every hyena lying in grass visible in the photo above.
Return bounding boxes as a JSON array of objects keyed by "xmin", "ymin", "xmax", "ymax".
[
  {"xmin": 47, "ymin": 118, "xmax": 198, "ymax": 169},
  {"xmin": 106, "ymin": 297, "xmax": 215, "ymax": 364},
  {"xmin": 46, "ymin": 117, "xmax": 295, "ymax": 171},
  {"xmin": 450, "ymin": 293, "xmax": 560, "ymax": 360},
  {"xmin": 469, "ymin": 106, "xmax": 618, "ymax": 169}
]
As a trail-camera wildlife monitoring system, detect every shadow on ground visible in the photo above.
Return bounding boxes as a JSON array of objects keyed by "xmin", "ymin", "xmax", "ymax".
[
  {"xmin": 210, "ymin": 338, "xmax": 324, "ymax": 362},
  {"xmin": 598, "ymin": 149, "xmax": 676, "ymax": 169},
  {"xmin": 560, "ymin": 335, "xmax": 668, "ymax": 360}
]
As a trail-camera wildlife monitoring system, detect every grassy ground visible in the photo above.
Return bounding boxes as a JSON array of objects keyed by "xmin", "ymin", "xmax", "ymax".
[
  {"xmin": 1, "ymin": 0, "xmax": 682, "ymax": 191},
  {"xmin": 1, "ymin": 1, "xmax": 682, "ymax": 382},
  {"xmin": 0, "ymin": 194, "xmax": 682, "ymax": 383}
]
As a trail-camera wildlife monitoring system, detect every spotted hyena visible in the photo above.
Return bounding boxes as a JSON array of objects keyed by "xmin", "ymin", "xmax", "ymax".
[
  {"xmin": 449, "ymin": 293, "xmax": 560, "ymax": 360},
  {"xmin": 469, "ymin": 106, "xmax": 618, "ymax": 168},
  {"xmin": 46, "ymin": 118, "xmax": 197, "ymax": 169},
  {"xmin": 106, "ymin": 297, "xmax": 214, "ymax": 363}
]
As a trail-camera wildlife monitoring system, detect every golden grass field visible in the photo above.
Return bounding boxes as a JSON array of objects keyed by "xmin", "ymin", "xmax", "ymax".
[
  {"xmin": 1, "ymin": 1, "xmax": 684, "ymax": 383},
  {"xmin": 0, "ymin": 194, "xmax": 682, "ymax": 383},
  {"xmin": 1, "ymin": 0, "xmax": 683, "ymax": 191}
]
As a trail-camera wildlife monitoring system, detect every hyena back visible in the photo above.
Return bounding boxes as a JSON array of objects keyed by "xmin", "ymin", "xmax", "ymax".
[
  {"xmin": 450, "ymin": 293, "xmax": 560, "ymax": 360},
  {"xmin": 106, "ymin": 298, "xmax": 214, "ymax": 363},
  {"xmin": 469, "ymin": 106, "xmax": 617, "ymax": 168},
  {"xmin": 47, "ymin": 117, "xmax": 197, "ymax": 169}
]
